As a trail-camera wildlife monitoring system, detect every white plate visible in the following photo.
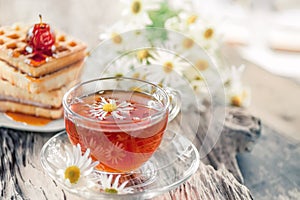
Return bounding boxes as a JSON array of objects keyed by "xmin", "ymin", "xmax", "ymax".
[{"xmin": 0, "ymin": 113, "xmax": 64, "ymax": 132}]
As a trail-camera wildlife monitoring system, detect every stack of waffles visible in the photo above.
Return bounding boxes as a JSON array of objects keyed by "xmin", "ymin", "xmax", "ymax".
[{"xmin": 0, "ymin": 24, "xmax": 86, "ymax": 119}]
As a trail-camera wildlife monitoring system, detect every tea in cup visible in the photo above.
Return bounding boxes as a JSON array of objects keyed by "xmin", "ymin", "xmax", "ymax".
[{"xmin": 63, "ymin": 77, "xmax": 180, "ymax": 173}]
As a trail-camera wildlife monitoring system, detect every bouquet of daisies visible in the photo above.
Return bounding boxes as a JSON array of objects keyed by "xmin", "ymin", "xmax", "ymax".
[{"xmin": 98, "ymin": 0, "xmax": 250, "ymax": 108}]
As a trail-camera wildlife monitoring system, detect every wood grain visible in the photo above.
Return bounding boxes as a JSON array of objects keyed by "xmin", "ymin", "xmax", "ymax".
[{"xmin": 156, "ymin": 162, "xmax": 253, "ymax": 200}]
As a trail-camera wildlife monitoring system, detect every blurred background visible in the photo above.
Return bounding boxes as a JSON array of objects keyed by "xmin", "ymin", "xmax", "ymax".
[{"xmin": 0, "ymin": 0, "xmax": 299, "ymax": 141}]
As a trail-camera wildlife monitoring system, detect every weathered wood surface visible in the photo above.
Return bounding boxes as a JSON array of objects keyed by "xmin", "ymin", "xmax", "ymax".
[
  {"xmin": 0, "ymin": 107, "xmax": 260, "ymax": 199},
  {"xmin": 155, "ymin": 162, "xmax": 253, "ymax": 200},
  {"xmin": 202, "ymin": 107, "xmax": 261, "ymax": 183},
  {"xmin": 170, "ymin": 106, "xmax": 261, "ymax": 184},
  {"xmin": 237, "ymin": 125, "xmax": 300, "ymax": 200}
]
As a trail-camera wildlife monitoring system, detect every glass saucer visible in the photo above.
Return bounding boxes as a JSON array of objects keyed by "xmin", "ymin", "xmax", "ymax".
[{"xmin": 40, "ymin": 130, "xmax": 199, "ymax": 199}]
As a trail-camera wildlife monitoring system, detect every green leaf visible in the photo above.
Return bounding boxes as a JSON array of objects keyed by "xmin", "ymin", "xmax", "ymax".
[
  {"xmin": 146, "ymin": 2, "xmax": 179, "ymax": 42},
  {"xmin": 147, "ymin": 2, "xmax": 179, "ymax": 28}
]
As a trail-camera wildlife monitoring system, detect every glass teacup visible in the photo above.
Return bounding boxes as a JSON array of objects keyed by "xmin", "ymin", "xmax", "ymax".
[{"xmin": 63, "ymin": 77, "xmax": 180, "ymax": 173}]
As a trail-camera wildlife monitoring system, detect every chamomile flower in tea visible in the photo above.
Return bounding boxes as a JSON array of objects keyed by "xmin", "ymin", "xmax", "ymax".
[{"xmin": 88, "ymin": 97, "xmax": 134, "ymax": 120}]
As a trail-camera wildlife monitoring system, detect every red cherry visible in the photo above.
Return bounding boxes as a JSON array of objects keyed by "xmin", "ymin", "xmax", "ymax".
[{"xmin": 26, "ymin": 15, "xmax": 56, "ymax": 54}]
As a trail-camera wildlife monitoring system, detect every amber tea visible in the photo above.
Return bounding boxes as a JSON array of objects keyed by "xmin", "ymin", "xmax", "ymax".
[{"xmin": 65, "ymin": 90, "xmax": 168, "ymax": 172}]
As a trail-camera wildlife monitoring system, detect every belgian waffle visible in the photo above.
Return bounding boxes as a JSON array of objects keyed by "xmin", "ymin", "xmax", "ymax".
[
  {"xmin": 0, "ymin": 78, "xmax": 73, "ymax": 108},
  {"xmin": 0, "ymin": 59, "xmax": 83, "ymax": 93},
  {"xmin": 0, "ymin": 24, "xmax": 86, "ymax": 77},
  {"xmin": 0, "ymin": 23, "xmax": 87, "ymax": 119},
  {"xmin": 0, "ymin": 101, "xmax": 63, "ymax": 119}
]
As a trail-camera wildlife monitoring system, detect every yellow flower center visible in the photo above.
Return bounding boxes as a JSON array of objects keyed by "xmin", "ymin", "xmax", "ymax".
[
  {"xmin": 187, "ymin": 15, "xmax": 198, "ymax": 25},
  {"xmin": 163, "ymin": 61, "xmax": 174, "ymax": 73},
  {"xmin": 203, "ymin": 28, "xmax": 214, "ymax": 39},
  {"xmin": 115, "ymin": 73, "xmax": 123, "ymax": 78},
  {"xmin": 64, "ymin": 166, "xmax": 80, "ymax": 184},
  {"xmin": 111, "ymin": 32, "xmax": 122, "ymax": 44},
  {"xmin": 195, "ymin": 75, "xmax": 203, "ymax": 81},
  {"xmin": 137, "ymin": 50, "xmax": 149, "ymax": 60},
  {"xmin": 132, "ymin": 72, "xmax": 140, "ymax": 79},
  {"xmin": 105, "ymin": 188, "xmax": 118, "ymax": 194},
  {"xmin": 231, "ymin": 91, "xmax": 248, "ymax": 107},
  {"xmin": 131, "ymin": 0, "xmax": 142, "ymax": 14},
  {"xmin": 193, "ymin": 85, "xmax": 198, "ymax": 91},
  {"xmin": 182, "ymin": 38, "xmax": 194, "ymax": 49},
  {"xmin": 103, "ymin": 103, "xmax": 117, "ymax": 112},
  {"xmin": 231, "ymin": 95, "xmax": 241, "ymax": 107},
  {"xmin": 195, "ymin": 59, "xmax": 209, "ymax": 71}
]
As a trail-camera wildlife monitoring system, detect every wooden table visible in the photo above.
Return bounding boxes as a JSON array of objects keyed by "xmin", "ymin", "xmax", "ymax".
[{"xmin": 0, "ymin": 107, "xmax": 299, "ymax": 200}]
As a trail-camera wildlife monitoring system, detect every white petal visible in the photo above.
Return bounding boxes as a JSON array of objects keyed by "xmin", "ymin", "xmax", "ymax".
[
  {"xmin": 118, "ymin": 180, "xmax": 129, "ymax": 190},
  {"xmin": 80, "ymin": 159, "xmax": 95, "ymax": 174},
  {"xmin": 65, "ymin": 145, "xmax": 74, "ymax": 166},
  {"xmin": 78, "ymin": 156, "xmax": 91, "ymax": 170},
  {"xmin": 81, "ymin": 161, "xmax": 99, "ymax": 176},
  {"xmin": 119, "ymin": 107, "xmax": 133, "ymax": 111},
  {"xmin": 99, "ymin": 97, "xmax": 106, "ymax": 103},
  {"xmin": 73, "ymin": 144, "xmax": 81, "ymax": 165},
  {"xmin": 112, "ymin": 111, "xmax": 126, "ymax": 120},
  {"xmin": 112, "ymin": 175, "xmax": 121, "ymax": 189},
  {"xmin": 108, "ymin": 174, "xmax": 113, "ymax": 185}
]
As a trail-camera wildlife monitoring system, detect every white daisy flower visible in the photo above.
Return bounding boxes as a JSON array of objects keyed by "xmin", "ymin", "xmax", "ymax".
[
  {"xmin": 228, "ymin": 87, "xmax": 251, "ymax": 107},
  {"xmin": 179, "ymin": 12, "xmax": 200, "ymax": 27},
  {"xmin": 164, "ymin": 12, "xmax": 220, "ymax": 57},
  {"xmin": 99, "ymin": 22, "xmax": 139, "ymax": 54},
  {"xmin": 99, "ymin": 22, "xmax": 153, "ymax": 58},
  {"xmin": 135, "ymin": 49, "xmax": 153, "ymax": 65},
  {"xmin": 148, "ymin": 50, "xmax": 190, "ymax": 86},
  {"xmin": 100, "ymin": 21, "xmax": 149, "ymax": 41},
  {"xmin": 99, "ymin": 21, "xmax": 135, "ymax": 43},
  {"xmin": 189, "ymin": 20, "xmax": 220, "ymax": 53},
  {"xmin": 226, "ymin": 65, "xmax": 251, "ymax": 107},
  {"xmin": 99, "ymin": 174, "xmax": 134, "ymax": 194},
  {"xmin": 164, "ymin": 32, "xmax": 199, "ymax": 57},
  {"xmin": 106, "ymin": 50, "xmax": 149, "ymax": 80},
  {"xmin": 48, "ymin": 144, "xmax": 99, "ymax": 187},
  {"xmin": 88, "ymin": 97, "xmax": 134, "ymax": 120},
  {"xmin": 165, "ymin": 11, "xmax": 220, "ymax": 54},
  {"xmin": 165, "ymin": 12, "xmax": 200, "ymax": 32},
  {"xmin": 103, "ymin": 56, "xmax": 136, "ymax": 78},
  {"xmin": 120, "ymin": 0, "xmax": 162, "ymax": 27}
]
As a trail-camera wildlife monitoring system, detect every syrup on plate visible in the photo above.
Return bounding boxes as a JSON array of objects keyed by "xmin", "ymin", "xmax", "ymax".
[{"xmin": 5, "ymin": 111, "xmax": 52, "ymax": 126}]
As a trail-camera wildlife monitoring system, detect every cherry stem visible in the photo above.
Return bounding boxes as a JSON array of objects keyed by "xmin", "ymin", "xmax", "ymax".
[{"xmin": 39, "ymin": 14, "xmax": 42, "ymax": 24}]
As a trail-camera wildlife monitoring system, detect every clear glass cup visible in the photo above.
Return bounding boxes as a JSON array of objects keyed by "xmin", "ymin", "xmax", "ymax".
[{"xmin": 62, "ymin": 77, "xmax": 180, "ymax": 173}]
